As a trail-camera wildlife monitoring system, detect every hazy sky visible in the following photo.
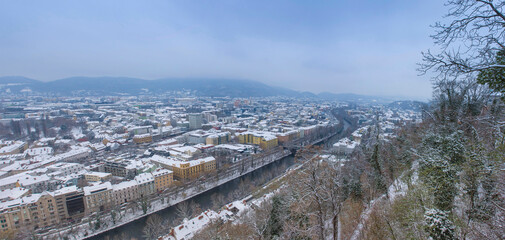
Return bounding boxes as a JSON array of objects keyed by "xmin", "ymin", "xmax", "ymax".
[{"xmin": 0, "ymin": 0, "xmax": 447, "ymax": 99}]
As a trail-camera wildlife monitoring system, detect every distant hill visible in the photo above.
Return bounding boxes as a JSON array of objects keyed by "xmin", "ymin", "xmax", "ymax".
[
  {"xmin": 35, "ymin": 77, "xmax": 299, "ymax": 97},
  {"xmin": 0, "ymin": 77, "xmax": 304, "ymax": 97},
  {"xmin": 0, "ymin": 76, "xmax": 419, "ymax": 103},
  {"xmin": 0, "ymin": 76, "xmax": 39, "ymax": 84}
]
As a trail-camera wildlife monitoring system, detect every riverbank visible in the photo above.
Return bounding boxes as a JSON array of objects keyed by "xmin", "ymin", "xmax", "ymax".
[
  {"xmin": 39, "ymin": 148, "xmax": 292, "ymax": 240},
  {"xmin": 84, "ymin": 117, "xmax": 351, "ymax": 240},
  {"xmin": 161, "ymin": 143, "xmax": 329, "ymax": 240}
]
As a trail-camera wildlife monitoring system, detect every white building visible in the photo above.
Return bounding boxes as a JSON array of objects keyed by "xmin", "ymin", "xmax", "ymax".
[
  {"xmin": 112, "ymin": 180, "xmax": 139, "ymax": 205},
  {"xmin": 188, "ymin": 113, "xmax": 203, "ymax": 130},
  {"xmin": 135, "ymin": 173, "xmax": 155, "ymax": 198}
]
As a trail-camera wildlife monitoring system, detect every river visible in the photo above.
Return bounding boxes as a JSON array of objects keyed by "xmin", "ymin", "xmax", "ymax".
[
  {"xmin": 88, "ymin": 118, "xmax": 352, "ymax": 240},
  {"xmin": 87, "ymin": 155, "xmax": 296, "ymax": 240}
]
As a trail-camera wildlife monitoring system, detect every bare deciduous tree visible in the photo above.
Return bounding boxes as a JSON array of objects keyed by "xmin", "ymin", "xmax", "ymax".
[
  {"xmin": 143, "ymin": 214, "xmax": 164, "ymax": 240},
  {"xmin": 284, "ymin": 154, "xmax": 345, "ymax": 240},
  {"xmin": 246, "ymin": 199, "xmax": 273, "ymax": 239},
  {"xmin": 175, "ymin": 201, "xmax": 191, "ymax": 221},
  {"xmin": 210, "ymin": 192, "xmax": 226, "ymax": 211},
  {"xmin": 419, "ymin": 0, "xmax": 505, "ymax": 80}
]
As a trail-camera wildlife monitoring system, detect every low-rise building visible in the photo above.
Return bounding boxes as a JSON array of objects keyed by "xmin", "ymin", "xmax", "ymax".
[{"xmin": 333, "ymin": 138, "xmax": 359, "ymax": 155}]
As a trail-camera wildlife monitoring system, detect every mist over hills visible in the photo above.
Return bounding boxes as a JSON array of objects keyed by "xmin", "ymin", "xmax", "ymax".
[{"xmin": 0, "ymin": 76, "xmax": 419, "ymax": 103}]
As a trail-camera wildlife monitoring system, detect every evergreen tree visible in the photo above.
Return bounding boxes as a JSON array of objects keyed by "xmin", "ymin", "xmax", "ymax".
[
  {"xmin": 266, "ymin": 195, "xmax": 285, "ymax": 238},
  {"xmin": 419, "ymin": 151, "xmax": 457, "ymax": 212},
  {"xmin": 478, "ymin": 49, "xmax": 505, "ymax": 98},
  {"xmin": 424, "ymin": 209, "xmax": 455, "ymax": 240}
]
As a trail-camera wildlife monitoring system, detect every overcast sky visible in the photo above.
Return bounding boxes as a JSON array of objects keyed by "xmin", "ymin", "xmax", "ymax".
[{"xmin": 0, "ymin": 0, "xmax": 447, "ymax": 99}]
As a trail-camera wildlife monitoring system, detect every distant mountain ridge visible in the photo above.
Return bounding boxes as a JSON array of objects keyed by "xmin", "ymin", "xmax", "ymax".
[
  {"xmin": 0, "ymin": 76, "xmax": 301, "ymax": 97},
  {"xmin": 0, "ymin": 76, "xmax": 39, "ymax": 84},
  {"xmin": 0, "ymin": 76, "xmax": 418, "ymax": 103}
]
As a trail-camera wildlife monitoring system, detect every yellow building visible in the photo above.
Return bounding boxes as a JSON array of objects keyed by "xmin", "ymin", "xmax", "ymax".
[
  {"xmin": 152, "ymin": 168, "xmax": 174, "ymax": 192},
  {"xmin": 259, "ymin": 136, "xmax": 278, "ymax": 150},
  {"xmin": 150, "ymin": 155, "xmax": 216, "ymax": 180},
  {"xmin": 0, "ymin": 193, "xmax": 60, "ymax": 232},
  {"xmin": 206, "ymin": 136, "xmax": 219, "ymax": 145},
  {"xmin": 238, "ymin": 132, "xmax": 278, "ymax": 150},
  {"xmin": 205, "ymin": 132, "xmax": 230, "ymax": 146},
  {"xmin": 84, "ymin": 172, "xmax": 112, "ymax": 182},
  {"xmin": 238, "ymin": 132, "xmax": 251, "ymax": 144}
]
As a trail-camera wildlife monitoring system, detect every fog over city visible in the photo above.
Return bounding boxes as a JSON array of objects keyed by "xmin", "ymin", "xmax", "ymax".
[{"xmin": 0, "ymin": 0, "xmax": 445, "ymax": 99}]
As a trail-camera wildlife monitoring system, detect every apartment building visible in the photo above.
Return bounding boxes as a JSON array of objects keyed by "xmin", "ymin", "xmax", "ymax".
[
  {"xmin": 238, "ymin": 131, "xmax": 278, "ymax": 150},
  {"xmin": 134, "ymin": 173, "xmax": 155, "ymax": 198},
  {"xmin": 52, "ymin": 186, "xmax": 85, "ymax": 222},
  {"xmin": 112, "ymin": 180, "xmax": 139, "ymax": 205},
  {"xmin": 47, "ymin": 162, "xmax": 85, "ymax": 176},
  {"xmin": 0, "ymin": 193, "xmax": 59, "ymax": 232},
  {"xmin": 104, "ymin": 159, "xmax": 137, "ymax": 179},
  {"xmin": 84, "ymin": 171, "xmax": 112, "ymax": 182},
  {"xmin": 152, "ymin": 168, "xmax": 174, "ymax": 192},
  {"xmin": 83, "ymin": 182, "xmax": 113, "ymax": 213},
  {"xmin": 205, "ymin": 132, "xmax": 230, "ymax": 146},
  {"xmin": 0, "ymin": 141, "xmax": 28, "ymax": 156},
  {"xmin": 150, "ymin": 155, "xmax": 216, "ymax": 180}
]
